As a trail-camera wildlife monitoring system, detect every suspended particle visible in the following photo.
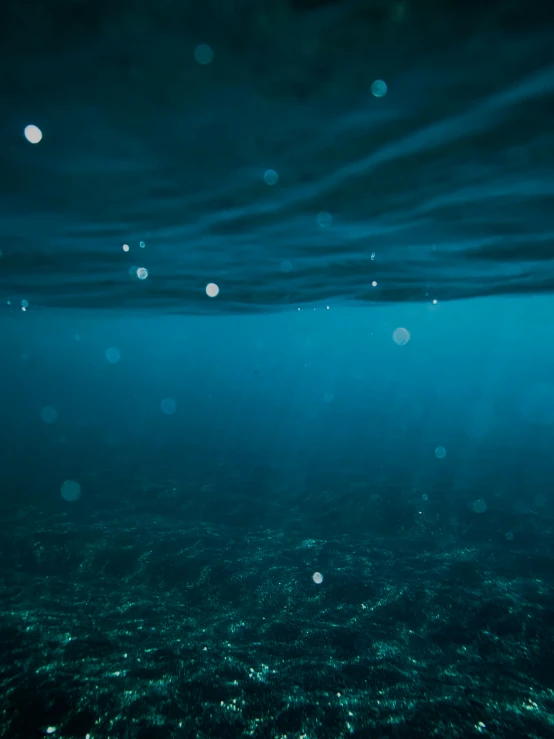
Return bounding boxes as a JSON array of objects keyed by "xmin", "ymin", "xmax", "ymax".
[
  {"xmin": 61, "ymin": 479, "xmax": 82, "ymax": 502},
  {"xmin": 371, "ymin": 80, "xmax": 388, "ymax": 98},
  {"xmin": 106, "ymin": 347, "xmax": 121, "ymax": 364},
  {"xmin": 316, "ymin": 211, "xmax": 332, "ymax": 228},
  {"xmin": 392, "ymin": 327, "xmax": 410, "ymax": 346},
  {"xmin": 24, "ymin": 124, "xmax": 42, "ymax": 143},
  {"xmin": 195, "ymin": 44, "xmax": 214, "ymax": 65},
  {"xmin": 264, "ymin": 169, "xmax": 279, "ymax": 186},
  {"xmin": 161, "ymin": 397, "xmax": 177, "ymax": 415}
]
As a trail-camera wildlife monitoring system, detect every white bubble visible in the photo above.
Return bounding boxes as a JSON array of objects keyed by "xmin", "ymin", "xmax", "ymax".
[
  {"xmin": 161, "ymin": 397, "xmax": 177, "ymax": 415},
  {"xmin": 139, "ymin": 241, "xmax": 146, "ymax": 248},
  {"xmin": 24, "ymin": 124, "xmax": 42, "ymax": 144},
  {"xmin": 136, "ymin": 267, "xmax": 148, "ymax": 280},
  {"xmin": 435, "ymin": 446, "xmax": 446, "ymax": 459},
  {"xmin": 41, "ymin": 406, "xmax": 58, "ymax": 424},
  {"xmin": 195, "ymin": 44, "xmax": 214, "ymax": 65},
  {"xmin": 392, "ymin": 327, "xmax": 410, "ymax": 346},
  {"xmin": 370, "ymin": 252, "xmax": 375, "ymax": 261},
  {"xmin": 316, "ymin": 211, "xmax": 332, "ymax": 228},
  {"xmin": 280, "ymin": 260, "xmax": 293, "ymax": 273},
  {"xmin": 371, "ymin": 79, "xmax": 388, "ymax": 98},
  {"xmin": 264, "ymin": 169, "xmax": 279, "ymax": 186},
  {"xmin": 106, "ymin": 347, "xmax": 121, "ymax": 364},
  {"xmin": 323, "ymin": 392, "xmax": 334, "ymax": 404},
  {"xmin": 206, "ymin": 283, "xmax": 219, "ymax": 298},
  {"xmin": 122, "ymin": 244, "xmax": 129, "ymax": 252},
  {"xmin": 312, "ymin": 572, "xmax": 324, "ymax": 584},
  {"xmin": 61, "ymin": 479, "xmax": 81, "ymax": 502},
  {"xmin": 371, "ymin": 280, "xmax": 378, "ymax": 287},
  {"xmin": 470, "ymin": 499, "xmax": 487, "ymax": 514}
]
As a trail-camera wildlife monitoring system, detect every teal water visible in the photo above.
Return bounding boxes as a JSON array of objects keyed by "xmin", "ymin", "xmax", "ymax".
[{"xmin": 1, "ymin": 2, "xmax": 554, "ymax": 738}]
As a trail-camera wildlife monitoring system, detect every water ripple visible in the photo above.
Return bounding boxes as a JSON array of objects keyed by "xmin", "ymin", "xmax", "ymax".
[{"xmin": 1, "ymin": 1, "xmax": 553, "ymax": 313}]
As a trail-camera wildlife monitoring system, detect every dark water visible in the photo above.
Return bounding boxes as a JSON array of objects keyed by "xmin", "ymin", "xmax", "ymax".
[
  {"xmin": 2, "ymin": 2, "xmax": 554, "ymax": 738},
  {"xmin": 1, "ymin": 0, "xmax": 554, "ymax": 311}
]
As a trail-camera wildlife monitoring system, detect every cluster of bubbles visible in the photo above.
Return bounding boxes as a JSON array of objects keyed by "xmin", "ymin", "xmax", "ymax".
[{"xmin": 23, "ymin": 68, "xmax": 389, "ymax": 311}]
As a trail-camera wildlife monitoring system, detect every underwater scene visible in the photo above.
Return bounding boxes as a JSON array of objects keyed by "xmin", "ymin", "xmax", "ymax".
[{"xmin": 1, "ymin": 0, "xmax": 554, "ymax": 737}]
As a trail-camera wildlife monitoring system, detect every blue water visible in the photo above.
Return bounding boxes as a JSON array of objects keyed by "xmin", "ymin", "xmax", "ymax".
[{"xmin": 2, "ymin": 2, "xmax": 554, "ymax": 738}]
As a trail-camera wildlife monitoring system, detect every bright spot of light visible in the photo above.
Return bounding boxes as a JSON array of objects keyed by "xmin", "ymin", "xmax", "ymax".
[
  {"xmin": 371, "ymin": 80, "xmax": 388, "ymax": 98},
  {"xmin": 371, "ymin": 280, "xmax": 378, "ymax": 287},
  {"xmin": 312, "ymin": 572, "xmax": 324, "ymax": 584},
  {"xmin": 435, "ymin": 446, "xmax": 447, "ymax": 459},
  {"xmin": 106, "ymin": 347, "xmax": 121, "ymax": 364},
  {"xmin": 206, "ymin": 283, "xmax": 219, "ymax": 298},
  {"xmin": 264, "ymin": 169, "xmax": 279, "ymax": 186},
  {"xmin": 161, "ymin": 397, "xmax": 177, "ymax": 415},
  {"xmin": 41, "ymin": 406, "xmax": 58, "ymax": 424},
  {"xmin": 136, "ymin": 267, "xmax": 148, "ymax": 280},
  {"xmin": 432, "ymin": 299, "xmax": 438, "ymax": 305},
  {"xmin": 195, "ymin": 44, "xmax": 214, "ymax": 65},
  {"xmin": 61, "ymin": 479, "xmax": 81, "ymax": 502},
  {"xmin": 122, "ymin": 244, "xmax": 129, "ymax": 252},
  {"xmin": 24, "ymin": 124, "xmax": 42, "ymax": 143},
  {"xmin": 392, "ymin": 327, "xmax": 410, "ymax": 346}
]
